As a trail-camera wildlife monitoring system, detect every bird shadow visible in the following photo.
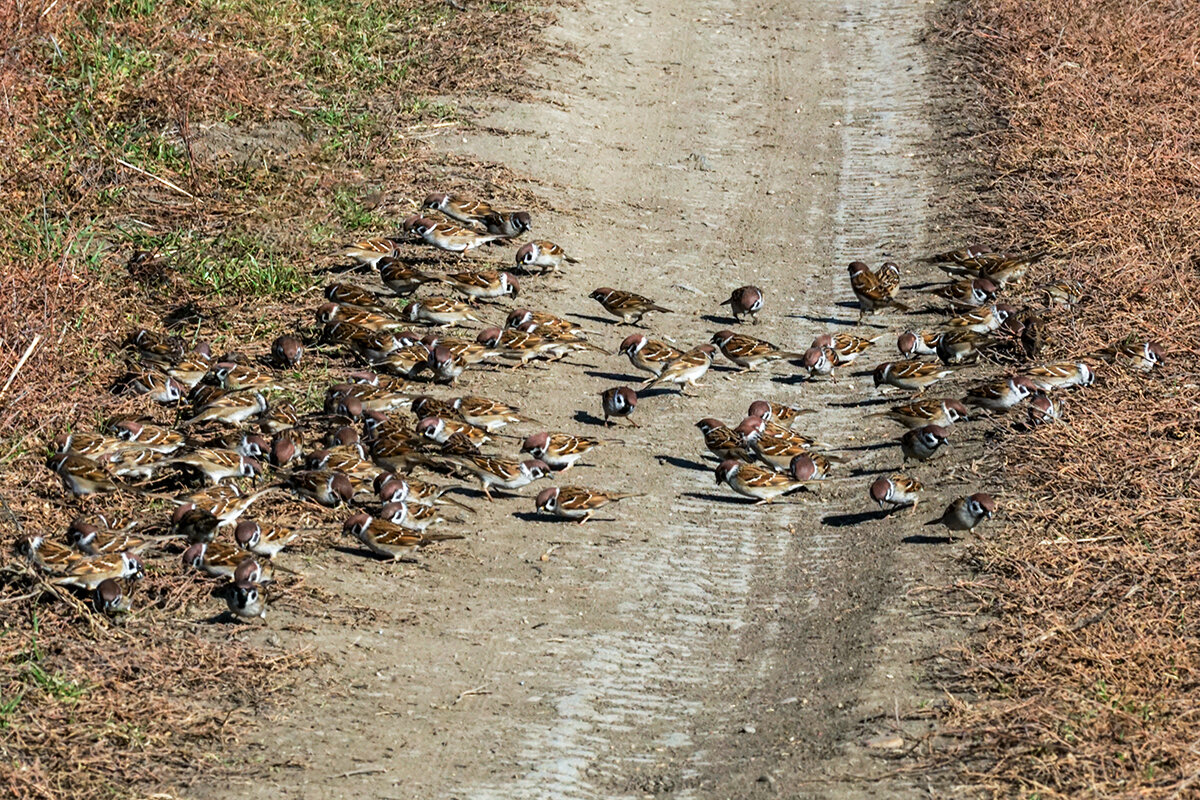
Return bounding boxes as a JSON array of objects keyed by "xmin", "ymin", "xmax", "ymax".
[
  {"xmin": 682, "ymin": 491, "xmax": 757, "ymax": 505},
  {"xmin": 584, "ymin": 369, "xmax": 641, "ymax": 382},
  {"xmin": 511, "ymin": 511, "xmax": 543, "ymax": 522},
  {"xmin": 770, "ymin": 373, "xmax": 812, "ymax": 386},
  {"xmin": 638, "ymin": 387, "xmax": 679, "ymax": 400},
  {"xmin": 786, "ymin": 313, "xmax": 859, "ymax": 327},
  {"xmin": 839, "ymin": 440, "xmax": 895, "ymax": 452},
  {"xmin": 827, "ymin": 397, "xmax": 894, "ymax": 408},
  {"xmin": 162, "ymin": 301, "xmax": 206, "ymax": 330},
  {"xmin": 569, "ymin": 312, "xmax": 621, "ymax": 327},
  {"xmin": 902, "ymin": 533, "xmax": 956, "ymax": 545},
  {"xmin": 821, "ymin": 508, "xmax": 893, "ymax": 527},
  {"xmin": 572, "ymin": 410, "xmax": 613, "ymax": 427},
  {"xmin": 701, "ymin": 313, "xmax": 740, "ymax": 326},
  {"xmin": 656, "ymin": 454, "xmax": 710, "ymax": 472}
]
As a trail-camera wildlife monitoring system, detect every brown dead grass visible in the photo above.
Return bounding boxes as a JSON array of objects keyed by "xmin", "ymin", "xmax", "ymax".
[
  {"xmin": 0, "ymin": 0, "xmax": 554, "ymax": 797},
  {"xmin": 925, "ymin": 0, "xmax": 1200, "ymax": 796}
]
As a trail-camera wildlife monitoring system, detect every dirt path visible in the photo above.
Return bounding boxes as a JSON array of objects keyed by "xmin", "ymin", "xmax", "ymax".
[{"xmin": 201, "ymin": 0, "xmax": 964, "ymax": 797}]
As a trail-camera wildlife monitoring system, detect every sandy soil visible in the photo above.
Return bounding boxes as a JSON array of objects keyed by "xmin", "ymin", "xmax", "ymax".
[{"xmin": 194, "ymin": 0, "xmax": 973, "ymax": 796}]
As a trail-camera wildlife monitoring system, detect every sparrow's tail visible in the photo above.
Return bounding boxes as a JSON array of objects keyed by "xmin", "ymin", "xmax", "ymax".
[{"xmin": 419, "ymin": 532, "xmax": 467, "ymax": 545}]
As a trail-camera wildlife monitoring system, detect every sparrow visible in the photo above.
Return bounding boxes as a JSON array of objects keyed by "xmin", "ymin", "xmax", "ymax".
[
  {"xmin": 896, "ymin": 330, "xmax": 941, "ymax": 358},
  {"xmin": 476, "ymin": 326, "xmax": 555, "ymax": 367},
  {"xmin": 933, "ymin": 493, "xmax": 996, "ymax": 535},
  {"xmin": 963, "ymin": 375, "xmax": 1037, "ymax": 412},
  {"xmin": 617, "ymin": 333, "xmax": 683, "ymax": 378},
  {"xmin": 307, "ymin": 447, "xmax": 383, "ymax": 489},
  {"xmin": 514, "ymin": 322, "xmax": 607, "ymax": 359},
  {"xmin": 317, "ymin": 303, "xmax": 405, "ymax": 332},
  {"xmin": 325, "ymin": 282, "xmax": 392, "ymax": 311},
  {"xmin": 376, "ymin": 343, "xmax": 435, "ymax": 379},
  {"xmin": 453, "ymin": 396, "xmax": 536, "ymax": 431},
  {"xmin": 377, "ymin": 474, "xmax": 473, "ymax": 512},
  {"xmin": 327, "ymin": 383, "xmax": 412, "ymax": 413},
  {"xmin": 234, "ymin": 521, "xmax": 300, "ymax": 558},
  {"xmin": 810, "ymin": 332, "xmax": 878, "ymax": 365},
  {"xmin": 67, "ymin": 516, "xmax": 148, "ymax": 556},
  {"xmin": 935, "ymin": 330, "xmax": 999, "ymax": 365},
  {"xmin": 370, "ymin": 432, "xmax": 439, "ymax": 474},
  {"xmin": 172, "ymin": 506, "xmax": 220, "ymax": 543},
  {"xmin": 515, "ymin": 240, "xmax": 578, "ymax": 273},
  {"xmin": 873, "ymin": 361, "xmax": 953, "ymax": 394},
  {"xmin": 182, "ymin": 542, "xmax": 257, "ymax": 580},
  {"xmin": 720, "ymin": 286, "xmax": 764, "ymax": 323},
  {"xmin": 282, "ymin": 470, "xmax": 356, "ymax": 507},
  {"xmin": 379, "ymin": 500, "xmax": 456, "ymax": 532},
  {"xmin": 53, "ymin": 552, "xmax": 144, "ymax": 591},
  {"xmin": 929, "ymin": 277, "xmax": 998, "ymax": 310},
  {"xmin": 114, "ymin": 369, "xmax": 184, "ymax": 404},
  {"xmin": 225, "ymin": 580, "xmax": 268, "ymax": 620},
  {"xmin": 342, "ymin": 512, "xmax": 465, "ymax": 561},
  {"xmin": 800, "ymin": 346, "xmax": 843, "ymax": 381},
  {"xmin": 589, "ymin": 288, "xmax": 672, "ymax": 325},
  {"xmin": 441, "ymin": 270, "xmax": 520, "ymax": 303},
  {"xmin": 874, "ymin": 398, "xmax": 970, "ymax": 429},
  {"xmin": 187, "ymin": 383, "xmax": 229, "ymax": 409},
  {"xmin": 447, "ymin": 455, "xmax": 549, "ymax": 500},
  {"xmin": 1039, "ymin": 279, "xmax": 1084, "ymax": 308},
  {"xmin": 181, "ymin": 392, "xmax": 268, "ymax": 427},
  {"xmin": 710, "ymin": 330, "xmax": 803, "ymax": 371},
  {"xmin": 107, "ymin": 446, "xmax": 170, "ymax": 480},
  {"xmin": 156, "ymin": 346, "xmax": 212, "ymax": 389},
  {"xmin": 412, "ymin": 216, "xmax": 502, "ymax": 252},
  {"xmin": 271, "ymin": 335, "xmax": 305, "ymax": 368},
  {"xmin": 178, "ymin": 485, "xmax": 278, "ymax": 526},
  {"xmin": 342, "ymin": 237, "xmax": 399, "ymax": 268},
  {"xmin": 715, "ymin": 459, "xmax": 808, "ymax": 504},
  {"xmin": 52, "ymin": 430, "xmax": 130, "ymax": 460},
  {"xmin": 46, "ymin": 453, "xmax": 125, "ymax": 497},
  {"xmin": 380, "ymin": 259, "xmax": 445, "ymax": 295},
  {"xmin": 423, "ymin": 191, "xmax": 494, "ymax": 221},
  {"xmin": 411, "ymin": 395, "xmax": 461, "ymax": 421},
  {"xmin": 848, "ymin": 261, "xmax": 909, "ymax": 316},
  {"xmin": 875, "ymin": 261, "xmax": 901, "ymax": 301},
  {"xmin": 535, "ymin": 486, "xmax": 639, "ymax": 524},
  {"xmin": 125, "ymin": 328, "xmax": 186, "ymax": 364},
  {"xmin": 600, "ymin": 386, "xmax": 638, "ymax": 427},
  {"xmin": 695, "ymin": 419, "xmax": 753, "ymax": 462},
  {"xmin": 1029, "ymin": 392, "xmax": 1064, "ymax": 426},
  {"xmin": 521, "ymin": 432, "xmax": 617, "ymax": 470},
  {"xmin": 920, "ymin": 245, "xmax": 988, "ymax": 265},
  {"xmin": 157, "ymin": 448, "xmax": 261, "ymax": 485},
  {"xmin": 478, "ymin": 211, "xmax": 533, "ymax": 238},
  {"xmin": 746, "ymin": 400, "xmax": 817, "ymax": 429},
  {"xmin": 946, "ymin": 303, "xmax": 1011, "ymax": 334},
  {"xmin": 93, "ymin": 578, "xmax": 132, "ymax": 617},
  {"xmin": 899, "ymin": 425, "xmax": 950, "ymax": 463},
  {"xmin": 505, "ymin": 309, "xmax": 592, "ymax": 340},
  {"xmin": 260, "ymin": 402, "xmax": 301, "ymax": 434},
  {"xmin": 1096, "ymin": 341, "xmax": 1165, "ymax": 372},
  {"xmin": 734, "ymin": 416, "xmax": 818, "ymax": 472},
  {"xmin": 1024, "ymin": 361, "xmax": 1096, "ymax": 391},
  {"xmin": 416, "ymin": 416, "xmax": 490, "ymax": 448},
  {"xmin": 869, "ymin": 475, "xmax": 924, "ymax": 513},
  {"xmin": 789, "ymin": 453, "xmax": 834, "ymax": 482},
  {"xmin": 404, "ymin": 296, "xmax": 482, "ymax": 327},
  {"xmin": 113, "ymin": 420, "xmax": 187, "ymax": 454},
  {"xmin": 643, "ymin": 344, "xmax": 718, "ymax": 394},
  {"xmin": 22, "ymin": 535, "xmax": 84, "ymax": 574}
]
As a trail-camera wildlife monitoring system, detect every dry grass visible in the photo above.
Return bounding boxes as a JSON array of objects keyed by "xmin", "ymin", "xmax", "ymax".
[
  {"xmin": 0, "ymin": 0, "xmax": 553, "ymax": 796},
  {"xmin": 925, "ymin": 0, "xmax": 1200, "ymax": 796}
]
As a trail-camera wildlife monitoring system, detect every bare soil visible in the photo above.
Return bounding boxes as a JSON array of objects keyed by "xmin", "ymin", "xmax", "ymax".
[{"xmin": 192, "ymin": 0, "xmax": 982, "ymax": 796}]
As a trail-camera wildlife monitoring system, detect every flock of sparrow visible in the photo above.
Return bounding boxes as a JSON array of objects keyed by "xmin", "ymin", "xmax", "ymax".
[{"xmin": 24, "ymin": 191, "xmax": 1165, "ymax": 624}]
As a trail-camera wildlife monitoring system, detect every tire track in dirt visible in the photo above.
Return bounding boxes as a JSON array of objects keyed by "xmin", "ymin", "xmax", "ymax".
[{"xmin": 199, "ymin": 0, "xmax": 963, "ymax": 797}]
